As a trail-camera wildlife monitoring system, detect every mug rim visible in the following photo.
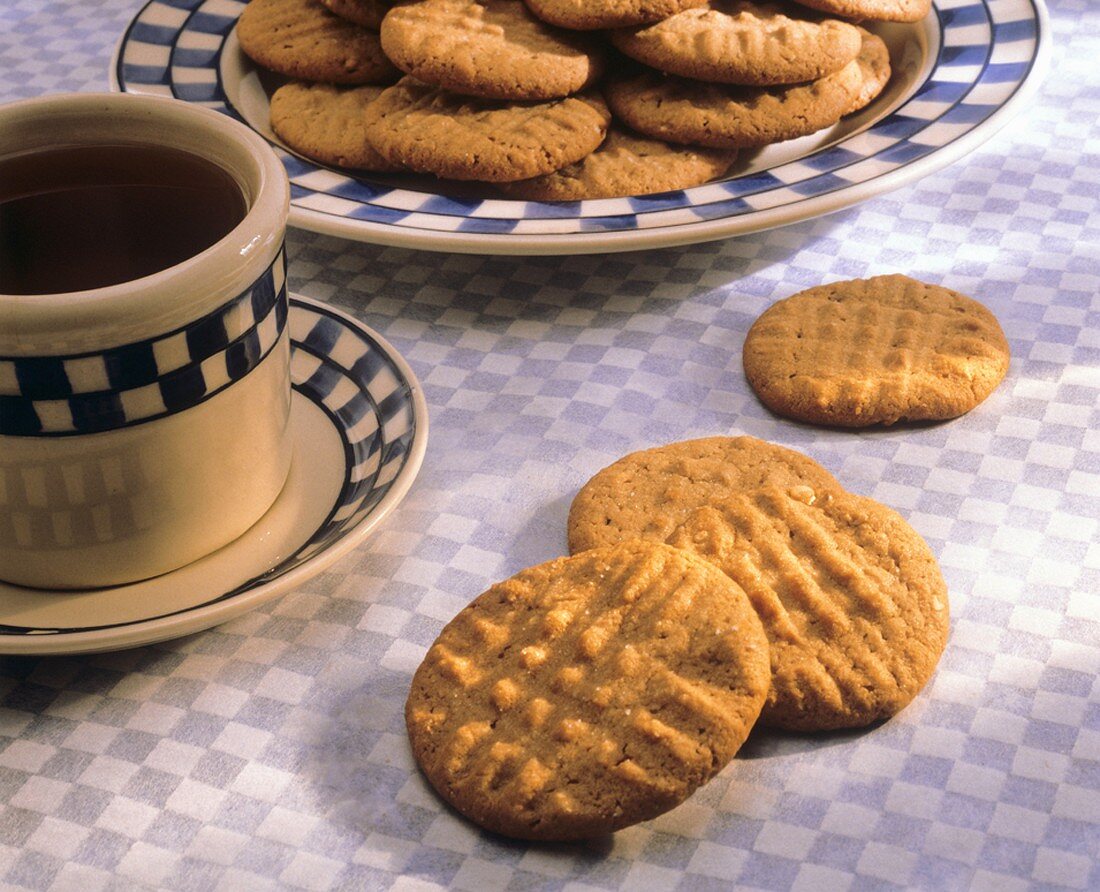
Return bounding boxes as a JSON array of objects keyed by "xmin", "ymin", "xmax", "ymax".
[{"xmin": 0, "ymin": 92, "xmax": 289, "ymax": 351}]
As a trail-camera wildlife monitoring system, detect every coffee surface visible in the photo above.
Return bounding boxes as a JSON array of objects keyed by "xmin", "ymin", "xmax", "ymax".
[{"xmin": 0, "ymin": 144, "xmax": 246, "ymax": 295}]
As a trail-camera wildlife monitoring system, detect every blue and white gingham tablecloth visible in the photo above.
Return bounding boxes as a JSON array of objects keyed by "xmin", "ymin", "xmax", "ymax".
[{"xmin": 0, "ymin": 2, "xmax": 1096, "ymax": 889}]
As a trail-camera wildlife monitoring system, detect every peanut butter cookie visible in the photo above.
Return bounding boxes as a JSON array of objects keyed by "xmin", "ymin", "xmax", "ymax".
[
  {"xmin": 742, "ymin": 275, "xmax": 1010, "ymax": 426},
  {"xmin": 569, "ymin": 438, "xmax": 950, "ymax": 731},
  {"xmin": 524, "ymin": 0, "xmax": 709, "ymax": 30},
  {"xmin": 666, "ymin": 486, "xmax": 949, "ymax": 730},
  {"xmin": 406, "ymin": 540, "xmax": 771, "ymax": 839},
  {"xmin": 848, "ymin": 27, "xmax": 891, "ymax": 114},
  {"xmin": 319, "ymin": 0, "xmax": 390, "ymax": 29},
  {"xmin": 605, "ymin": 59, "xmax": 862, "ymax": 148},
  {"xmin": 380, "ymin": 0, "xmax": 604, "ymax": 100},
  {"xmin": 237, "ymin": 0, "xmax": 398, "ymax": 85},
  {"xmin": 567, "ymin": 436, "xmax": 842, "ymax": 555},
  {"xmin": 610, "ymin": 1, "xmax": 863, "ymax": 87},
  {"xmin": 362, "ymin": 77, "xmax": 611, "ymax": 181},
  {"xmin": 499, "ymin": 124, "xmax": 737, "ymax": 200},
  {"xmin": 790, "ymin": 0, "xmax": 931, "ymax": 24},
  {"xmin": 270, "ymin": 81, "xmax": 399, "ymax": 171}
]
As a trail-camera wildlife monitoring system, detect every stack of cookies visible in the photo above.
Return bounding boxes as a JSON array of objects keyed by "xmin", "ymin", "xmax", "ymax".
[
  {"xmin": 406, "ymin": 435, "xmax": 950, "ymax": 840},
  {"xmin": 236, "ymin": 0, "xmax": 919, "ymax": 199}
]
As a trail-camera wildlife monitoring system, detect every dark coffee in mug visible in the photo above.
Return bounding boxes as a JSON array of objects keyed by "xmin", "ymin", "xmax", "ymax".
[{"xmin": 0, "ymin": 143, "xmax": 247, "ymax": 295}]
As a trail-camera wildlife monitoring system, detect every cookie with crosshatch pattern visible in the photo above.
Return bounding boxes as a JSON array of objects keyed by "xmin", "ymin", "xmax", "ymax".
[
  {"xmin": 605, "ymin": 52, "xmax": 863, "ymax": 148},
  {"xmin": 406, "ymin": 540, "xmax": 771, "ymax": 840},
  {"xmin": 742, "ymin": 274, "xmax": 1010, "ymax": 426},
  {"xmin": 664, "ymin": 485, "xmax": 950, "ymax": 730},
  {"xmin": 379, "ymin": 0, "xmax": 604, "ymax": 100},
  {"xmin": 523, "ymin": 0, "xmax": 709, "ymax": 30},
  {"xmin": 319, "ymin": 0, "xmax": 391, "ymax": 29},
  {"xmin": 237, "ymin": 0, "xmax": 398, "ymax": 85},
  {"xmin": 270, "ymin": 81, "xmax": 399, "ymax": 171},
  {"xmin": 567, "ymin": 436, "xmax": 843, "ymax": 556},
  {"xmin": 362, "ymin": 77, "xmax": 611, "ymax": 181},
  {"xmin": 498, "ymin": 124, "xmax": 738, "ymax": 200},
  {"xmin": 610, "ymin": 0, "xmax": 863, "ymax": 87},
  {"xmin": 568, "ymin": 436, "xmax": 950, "ymax": 731},
  {"xmin": 790, "ymin": 0, "xmax": 931, "ymax": 23}
]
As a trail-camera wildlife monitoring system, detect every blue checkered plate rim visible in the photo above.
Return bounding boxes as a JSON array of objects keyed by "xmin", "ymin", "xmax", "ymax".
[
  {"xmin": 0, "ymin": 295, "xmax": 428, "ymax": 654},
  {"xmin": 112, "ymin": 0, "xmax": 1049, "ymax": 255}
]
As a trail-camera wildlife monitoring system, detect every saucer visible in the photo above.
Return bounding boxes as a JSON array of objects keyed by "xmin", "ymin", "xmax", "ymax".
[{"xmin": 0, "ymin": 295, "xmax": 428, "ymax": 656}]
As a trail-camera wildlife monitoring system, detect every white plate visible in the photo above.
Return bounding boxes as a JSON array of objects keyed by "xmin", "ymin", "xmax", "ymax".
[
  {"xmin": 112, "ymin": 0, "xmax": 1049, "ymax": 254},
  {"xmin": 0, "ymin": 295, "xmax": 428, "ymax": 655}
]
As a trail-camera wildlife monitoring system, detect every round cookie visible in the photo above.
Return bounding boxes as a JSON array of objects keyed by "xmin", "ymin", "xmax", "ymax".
[
  {"xmin": 361, "ymin": 77, "xmax": 611, "ymax": 182},
  {"xmin": 406, "ymin": 540, "xmax": 771, "ymax": 840},
  {"xmin": 524, "ymin": 0, "xmax": 709, "ymax": 30},
  {"xmin": 790, "ymin": 0, "xmax": 931, "ymax": 24},
  {"xmin": 237, "ymin": 0, "xmax": 398, "ymax": 85},
  {"xmin": 665, "ymin": 486, "xmax": 950, "ymax": 730},
  {"xmin": 319, "ymin": 0, "xmax": 390, "ymax": 30},
  {"xmin": 610, "ymin": 1, "xmax": 863, "ymax": 87},
  {"xmin": 380, "ymin": 0, "xmax": 604, "ymax": 101},
  {"xmin": 742, "ymin": 275, "xmax": 1010, "ymax": 426},
  {"xmin": 605, "ymin": 60, "xmax": 862, "ymax": 149},
  {"xmin": 567, "ymin": 436, "xmax": 842, "ymax": 555},
  {"xmin": 270, "ymin": 81, "xmax": 399, "ymax": 171},
  {"xmin": 848, "ymin": 27, "xmax": 891, "ymax": 114},
  {"xmin": 499, "ymin": 125, "xmax": 737, "ymax": 200}
]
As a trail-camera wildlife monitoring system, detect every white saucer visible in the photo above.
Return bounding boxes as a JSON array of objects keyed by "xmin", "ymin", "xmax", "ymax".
[{"xmin": 0, "ymin": 295, "xmax": 428, "ymax": 655}]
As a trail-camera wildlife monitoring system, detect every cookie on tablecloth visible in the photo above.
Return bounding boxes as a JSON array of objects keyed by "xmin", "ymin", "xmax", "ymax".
[
  {"xmin": 569, "ymin": 437, "xmax": 950, "ymax": 731},
  {"xmin": 610, "ymin": 1, "xmax": 863, "ymax": 87},
  {"xmin": 237, "ymin": 0, "xmax": 398, "ymax": 85},
  {"xmin": 270, "ymin": 81, "xmax": 399, "ymax": 171},
  {"xmin": 742, "ymin": 274, "xmax": 1010, "ymax": 426},
  {"xmin": 664, "ymin": 485, "xmax": 950, "ymax": 730},
  {"xmin": 362, "ymin": 78, "xmax": 611, "ymax": 181},
  {"xmin": 499, "ymin": 124, "xmax": 737, "ymax": 199},
  {"xmin": 380, "ymin": 0, "xmax": 604, "ymax": 100},
  {"xmin": 567, "ymin": 436, "xmax": 842, "ymax": 554},
  {"xmin": 406, "ymin": 540, "xmax": 771, "ymax": 839}
]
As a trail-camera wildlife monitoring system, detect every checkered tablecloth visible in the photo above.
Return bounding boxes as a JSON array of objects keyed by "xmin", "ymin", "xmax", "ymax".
[{"xmin": 1, "ymin": 2, "xmax": 1097, "ymax": 890}]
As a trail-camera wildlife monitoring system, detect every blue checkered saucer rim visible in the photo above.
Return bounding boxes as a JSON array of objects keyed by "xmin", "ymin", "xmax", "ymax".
[
  {"xmin": 0, "ymin": 294, "xmax": 429, "ymax": 654},
  {"xmin": 111, "ymin": 0, "xmax": 1050, "ymax": 254}
]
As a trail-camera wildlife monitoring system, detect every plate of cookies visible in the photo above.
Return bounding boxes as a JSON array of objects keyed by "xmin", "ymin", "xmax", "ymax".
[{"xmin": 113, "ymin": 0, "xmax": 1048, "ymax": 254}]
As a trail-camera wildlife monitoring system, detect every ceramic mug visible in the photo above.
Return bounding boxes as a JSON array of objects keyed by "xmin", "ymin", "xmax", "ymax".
[{"xmin": 0, "ymin": 93, "xmax": 292, "ymax": 589}]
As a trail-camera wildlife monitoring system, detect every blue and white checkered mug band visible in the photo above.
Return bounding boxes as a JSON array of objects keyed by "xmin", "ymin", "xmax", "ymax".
[{"xmin": 0, "ymin": 248, "xmax": 287, "ymax": 437}]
